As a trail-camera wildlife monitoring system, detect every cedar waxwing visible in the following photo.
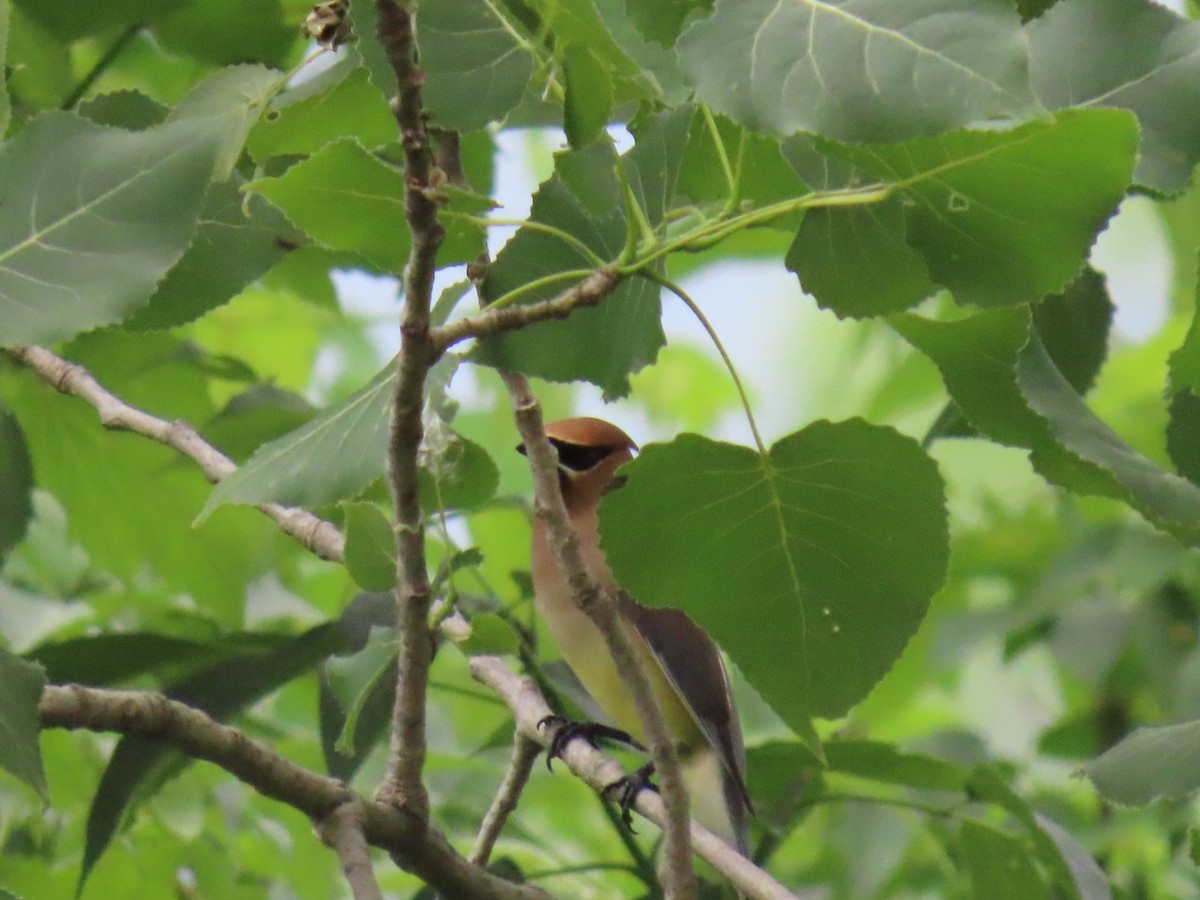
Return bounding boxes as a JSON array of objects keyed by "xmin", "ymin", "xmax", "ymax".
[{"xmin": 522, "ymin": 417, "xmax": 752, "ymax": 855}]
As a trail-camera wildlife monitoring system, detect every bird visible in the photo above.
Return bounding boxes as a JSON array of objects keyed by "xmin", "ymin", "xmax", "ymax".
[{"xmin": 521, "ymin": 416, "xmax": 752, "ymax": 856}]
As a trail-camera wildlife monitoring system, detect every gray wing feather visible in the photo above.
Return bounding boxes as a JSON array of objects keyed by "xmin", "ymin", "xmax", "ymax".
[{"xmin": 617, "ymin": 595, "xmax": 752, "ymax": 853}]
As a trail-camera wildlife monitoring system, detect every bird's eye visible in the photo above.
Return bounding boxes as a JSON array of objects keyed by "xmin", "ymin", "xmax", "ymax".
[{"xmin": 551, "ymin": 440, "xmax": 615, "ymax": 473}]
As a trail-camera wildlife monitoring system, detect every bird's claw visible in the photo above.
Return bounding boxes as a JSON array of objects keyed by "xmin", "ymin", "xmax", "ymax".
[
  {"xmin": 537, "ymin": 716, "xmax": 642, "ymax": 771},
  {"xmin": 603, "ymin": 762, "xmax": 658, "ymax": 833}
]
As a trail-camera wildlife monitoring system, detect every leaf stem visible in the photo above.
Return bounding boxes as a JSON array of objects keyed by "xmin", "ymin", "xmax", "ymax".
[
  {"xmin": 700, "ymin": 105, "xmax": 739, "ymax": 215},
  {"xmin": 484, "ymin": 268, "xmax": 598, "ymax": 313},
  {"xmin": 444, "ymin": 213, "xmax": 605, "ymax": 267},
  {"xmin": 643, "ymin": 273, "xmax": 767, "ymax": 456},
  {"xmin": 615, "ymin": 158, "xmax": 657, "ymax": 257}
]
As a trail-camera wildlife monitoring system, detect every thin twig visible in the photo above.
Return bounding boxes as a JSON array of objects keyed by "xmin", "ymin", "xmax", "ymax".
[
  {"xmin": 470, "ymin": 731, "xmax": 542, "ymax": 866},
  {"xmin": 373, "ymin": 0, "xmax": 445, "ymax": 820},
  {"xmin": 318, "ymin": 802, "xmax": 386, "ymax": 900},
  {"xmin": 470, "ymin": 657, "xmax": 799, "ymax": 900},
  {"xmin": 5, "ymin": 344, "xmax": 345, "ymax": 563},
  {"xmin": 39, "ymin": 685, "xmax": 550, "ymax": 900},
  {"xmin": 500, "ymin": 373, "xmax": 697, "ymax": 899},
  {"xmin": 431, "ymin": 268, "xmax": 620, "ymax": 352}
]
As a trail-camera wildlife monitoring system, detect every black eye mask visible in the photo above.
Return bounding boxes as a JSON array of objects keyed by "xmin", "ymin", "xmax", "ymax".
[
  {"xmin": 515, "ymin": 439, "xmax": 619, "ymax": 473},
  {"xmin": 551, "ymin": 440, "xmax": 615, "ymax": 472}
]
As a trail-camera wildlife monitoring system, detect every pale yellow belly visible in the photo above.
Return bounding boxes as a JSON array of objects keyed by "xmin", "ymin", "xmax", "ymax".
[{"xmin": 535, "ymin": 584, "xmax": 703, "ymax": 754}]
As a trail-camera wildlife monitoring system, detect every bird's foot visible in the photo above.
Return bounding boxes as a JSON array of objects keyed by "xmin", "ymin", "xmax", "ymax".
[
  {"xmin": 536, "ymin": 715, "xmax": 645, "ymax": 771},
  {"xmin": 603, "ymin": 762, "xmax": 658, "ymax": 832}
]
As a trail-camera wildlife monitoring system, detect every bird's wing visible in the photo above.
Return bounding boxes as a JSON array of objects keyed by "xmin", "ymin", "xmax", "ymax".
[{"xmin": 617, "ymin": 595, "xmax": 753, "ymax": 846}]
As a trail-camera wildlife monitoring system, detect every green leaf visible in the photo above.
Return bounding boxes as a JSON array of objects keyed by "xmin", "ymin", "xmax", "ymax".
[
  {"xmin": 1028, "ymin": 0, "xmax": 1200, "ymax": 195},
  {"xmin": 787, "ymin": 196, "xmax": 936, "ymax": 318},
  {"xmin": 343, "ymin": 502, "xmax": 396, "ymax": 591},
  {"xmin": 420, "ymin": 0, "xmax": 534, "ymax": 131},
  {"xmin": 678, "ymin": 113, "xmax": 808, "ymax": 223},
  {"xmin": 0, "ymin": 647, "xmax": 47, "ymax": 801},
  {"xmin": 623, "ymin": 0, "xmax": 711, "ymax": 46},
  {"xmin": 896, "ymin": 310, "xmax": 1200, "ymax": 546},
  {"xmin": 125, "ymin": 174, "xmax": 305, "ymax": 330},
  {"xmin": 151, "ymin": 0, "xmax": 297, "ymax": 68},
  {"xmin": 199, "ymin": 384, "xmax": 316, "ymax": 463},
  {"xmin": 1033, "ymin": 814, "xmax": 1112, "ymax": 900},
  {"xmin": 1030, "ymin": 268, "xmax": 1113, "ymax": 395},
  {"xmin": 456, "ymin": 613, "xmax": 522, "ymax": 657},
  {"xmin": 789, "ymin": 110, "xmax": 1137, "ymax": 314},
  {"xmin": 825, "ymin": 739, "xmax": 968, "ymax": 792},
  {"xmin": 679, "ymin": 0, "xmax": 1040, "ymax": 142},
  {"xmin": 166, "ymin": 64, "xmax": 282, "ymax": 180},
  {"xmin": 592, "ymin": 0, "xmax": 690, "ymax": 105},
  {"xmin": 0, "ymin": 0, "xmax": 11, "ymax": 135},
  {"xmin": 247, "ymin": 58, "xmax": 397, "ymax": 162},
  {"xmin": 563, "ymin": 44, "xmax": 614, "ymax": 149},
  {"xmin": 77, "ymin": 89, "xmax": 170, "ymax": 130},
  {"xmin": 79, "ymin": 608, "xmax": 376, "ymax": 890},
  {"xmin": 1167, "ymin": 391, "xmax": 1200, "ymax": 485},
  {"xmin": 248, "ymin": 140, "xmax": 487, "ymax": 273},
  {"xmin": 418, "ymin": 433, "xmax": 500, "ymax": 514},
  {"xmin": 11, "ymin": 0, "xmax": 184, "ymax": 41},
  {"xmin": 200, "ymin": 364, "xmax": 394, "ymax": 519},
  {"xmin": 961, "ymin": 820, "xmax": 1050, "ymax": 899},
  {"xmin": 1169, "ymin": 251, "xmax": 1200, "ymax": 395},
  {"xmin": 474, "ymin": 107, "xmax": 694, "ymax": 397},
  {"xmin": 967, "ymin": 766, "xmax": 1093, "ymax": 900},
  {"xmin": 324, "ymin": 625, "xmax": 397, "ymax": 755},
  {"xmin": 1083, "ymin": 719, "xmax": 1200, "ymax": 805},
  {"xmin": 598, "ymin": 421, "xmax": 948, "ymax": 739},
  {"xmin": 248, "ymin": 139, "xmax": 410, "ymax": 272},
  {"xmin": 0, "ymin": 404, "xmax": 34, "ymax": 561},
  {"xmin": 0, "ymin": 112, "xmax": 221, "ymax": 347},
  {"xmin": 5, "ymin": 332, "xmax": 275, "ymax": 621},
  {"xmin": 26, "ymin": 632, "xmax": 287, "ymax": 685}
]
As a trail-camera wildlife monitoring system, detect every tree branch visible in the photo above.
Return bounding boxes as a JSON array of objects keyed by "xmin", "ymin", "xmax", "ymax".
[
  {"xmin": 39, "ymin": 684, "xmax": 550, "ymax": 900},
  {"xmin": 431, "ymin": 268, "xmax": 620, "ymax": 352},
  {"xmin": 318, "ymin": 802, "xmax": 385, "ymax": 900},
  {"xmin": 470, "ymin": 657, "xmax": 799, "ymax": 900},
  {"xmin": 471, "ymin": 730, "xmax": 542, "ymax": 866},
  {"xmin": 501, "ymin": 372, "xmax": 697, "ymax": 899},
  {"xmin": 5, "ymin": 344, "xmax": 345, "ymax": 563},
  {"xmin": 373, "ymin": 0, "xmax": 445, "ymax": 819}
]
